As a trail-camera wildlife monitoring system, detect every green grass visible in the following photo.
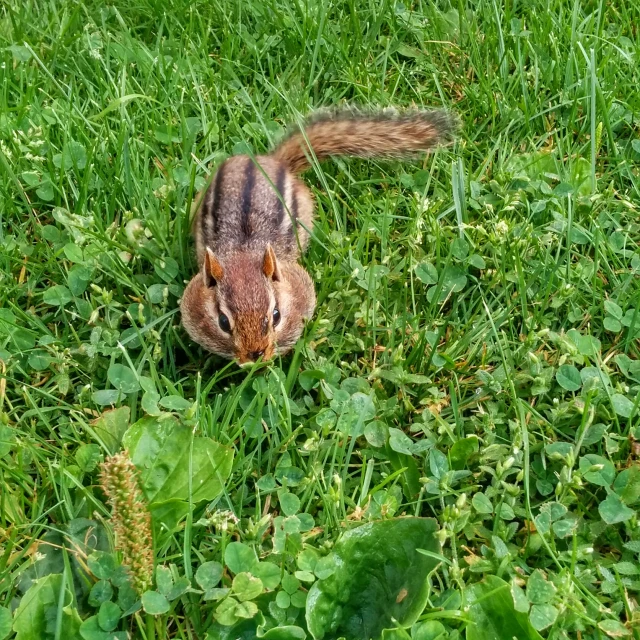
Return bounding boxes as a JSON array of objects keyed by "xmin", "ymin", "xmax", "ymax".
[{"xmin": 1, "ymin": 0, "xmax": 640, "ymax": 638}]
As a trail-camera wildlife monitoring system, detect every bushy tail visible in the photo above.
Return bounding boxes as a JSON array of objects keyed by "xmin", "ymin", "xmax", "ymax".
[{"xmin": 271, "ymin": 108, "xmax": 457, "ymax": 173}]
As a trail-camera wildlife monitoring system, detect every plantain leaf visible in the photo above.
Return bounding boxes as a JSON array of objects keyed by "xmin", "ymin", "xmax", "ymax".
[
  {"xmin": 13, "ymin": 574, "xmax": 82, "ymax": 640},
  {"xmin": 306, "ymin": 517, "xmax": 440, "ymax": 640},
  {"xmin": 123, "ymin": 417, "xmax": 233, "ymax": 527}
]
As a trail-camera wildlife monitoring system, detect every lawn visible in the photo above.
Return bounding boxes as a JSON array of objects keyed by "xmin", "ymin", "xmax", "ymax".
[{"xmin": 1, "ymin": 0, "xmax": 639, "ymax": 638}]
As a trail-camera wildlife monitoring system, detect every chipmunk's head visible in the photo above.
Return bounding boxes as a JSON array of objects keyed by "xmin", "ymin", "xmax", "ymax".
[{"xmin": 180, "ymin": 245, "xmax": 315, "ymax": 364}]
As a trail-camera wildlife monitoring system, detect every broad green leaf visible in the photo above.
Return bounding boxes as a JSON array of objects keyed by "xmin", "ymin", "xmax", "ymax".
[
  {"xmin": 282, "ymin": 573, "xmax": 300, "ymax": 595},
  {"xmin": 621, "ymin": 308, "xmax": 640, "ymax": 329},
  {"xmin": 511, "ymin": 580, "xmax": 530, "ymax": 613},
  {"xmin": 116, "ymin": 583, "xmax": 138, "ymax": 613},
  {"xmin": 552, "ymin": 518, "xmax": 576, "ymax": 538},
  {"xmin": 154, "ymin": 256, "xmax": 180, "ymax": 283},
  {"xmin": 529, "ymin": 603, "xmax": 558, "ymax": 631},
  {"xmin": 141, "ymin": 590, "xmax": 169, "ymax": 615},
  {"xmin": 579, "ymin": 454, "xmax": 615, "ymax": 487},
  {"xmin": 599, "ymin": 494, "xmax": 635, "ymax": 524},
  {"xmin": 43, "ymin": 284, "xmax": 73, "ymax": 306},
  {"xmin": 450, "ymin": 436, "xmax": 479, "ymax": 469},
  {"xmin": 545, "ymin": 442, "xmax": 572, "ymax": 460},
  {"xmin": 451, "ymin": 237, "xmax": 469, "ymax": 260},
  {"xmin": 90, "ymin": 406, "xmax": 130, "ymax": 454},
  {"xmin": 364, "ymin": 421, "xmax": 388, "ymax": 448},
  {"xmin": 149, "ymin": 500, "xmax": 190, "ymax": 537},
  {"xmin": 158, "ymin": 395, "xmax": 193, "ymax": 411},
  {"xmin": 598, "ymin": 619, "xmax": 632, "ymax": 637},
  {"xmin": 167, "ymin": 576, "xmax": 190, "ymax": 601},
  {"xmin": 415, "ymin": 261, "xmax": 438, "ymax": 285},
  {"xmin": 526, "ymin": 570, "xmax": 556, "ymax": 605},
  {"xmin": 204, "ymin": 617, "xmax": 258, "ymax": 639},
  {"xmin": 582, "ymin": 423, "xmax": 607, "ymax": 446},
  {"xmin": 256, "ymin": 474, "xmax": 276, "ymax": 492},
  {"xmin": 204, "ymin": 588, "xmax": 231, "ymax": 602},
  {"xmin": 13, "ymin": 574, "xmax": 82, "ymax": 640},
  {"xmin": 97, "ymin": 601, "xmax": 121, "ymax": 632},
  {"xmin": 28, "ymin": 351, "xmax": 52, "ymax": 371},
  {"xmin": 298, "ymin": 369, "xmax": 324, "ymax": 391},
  {"xmin": 279, "ymin": 491, "xmax": 301, "ymax": 516},
  {"xmin": 254, "ymin": 562, "xmax": 281, "ymax": 590},
  {"xmin": 580, "ymin": 366, "xmax": 610, "ymax": 390},
  {"xmin": 291, "ymin": 590, "xmax": 307, "ymax": 608},
  {"xmin": 63, "ymin": 242, "xmax": 84, "ymax": 263},
  {"xmin": 614, "ymin": 465, "xmax": 640, "ymax": 505},
  {"xmin": 37, "ymin": 181, "xmax": 55, "ymax": 201},
  {"xmin": 277, "ymin": 592, "xmax": 291, "ymax": 609},
  {"xmin": 496, "ymin": 502, "xmax": 515, "ymax": 520},
  {"xmin": 91, "ymin": 390, "xmax": 121, "ymax": 407},
  {"xmin": 225, "ymin": 542, "xmax": 258, "ymax": 575},
  {"xmin": 388, "ymin": 428, "xmax": 414, "ymax": 455},
  {"xmin": 410, "ymin": 620, "xmax": 447, "ymax": 640},
  {"xmin": 465, "ymin": 575, "xmax": 543, "ymax": 640},
  {"xmin": 215, "ymin": 597, "xmax": 241, "ymax": 625},
  {"xmin": 539, "ymin": 501, "xmax": 567, "ymax": 523},
  {"xmin": 88, "ymin": 581, "xmax": 113, "ymax": 607},
  {"xmin": 604, "ymin": 317, "xmax": 622, "ymax": 332},
  {"xmin": 468, "ymin": 254, "xmax": 486, "ymax": 269},
  {"xmin": 123, "ymin": 416, "xmax": 233, "ymax": 505},
  {"xmin": 429, "ymin": 449, "xmax": 449, "ymax": 478},
  {"xmin": 0, "ymin": 425, "xmax": 17, "ymax": 458},
  {"xmin": 441, "ymin": 266, "xmax": 467, "ymax": 293},
  {"xmin": 259, "ymin": 627, "xmax": 307, "ymax": 639},
  {"xmin": 572, "ymin": 333, "xmax": 601, "ymax": 357},
  {"xmin": 295, "ymin": 571, "xmax": 315, "ymax": 583},
  {"xmin": 156, "ymin": 566, "xmax": 173, "ymax": 597},
  {"xmin": 9, "ymin": 44, "xmax": 32, "ymax": 62},
  {"xmin": 107, "ymin": 363, "xmax": 141, "ymax": 394},
  {"xmin": 611, "ymin": 393, "xmax": 635, "ymax": 418},
  {"xmin": 472, "ymin": 492, "xmax": 493, "ymax": 514},
  {"xmin": 305, "ymin": 517, "xmax": 440, "ymax": 640},
  {"xmin": 232, "ymin": 573, "xmax": 263, "ymax": 602},
  {"xmin": 87, "ymin": 552, "xmax": 117, "ymax": 580},
  {"xmin": 613, "ymin": 562, "xmax": 639, "ymax": 576},
  {"xmin": 196, "ymin": 562, "xmax": 223, "ymax": 590},
  {"xmin": 604, "ymin": 300, "xmax": 623, "ymax": 320},
  {"xmin": 235, "ymin": 601, "xmax": 258, "ymax": 619},
  {"xmin": 555, "ymin": 364, "xmax": 581, "ymax": 391},
  {"xmin": 61, "ymin": 141, "xmax": 88, "ymax": 170},
  {"xmin": 0, "ymin": 608, "xmax": 11, "ymax": 640},
  {"xmin": 76, "ymin": 444, "xmax": 101, "ymax": 472},
  {"xmin": 80, "ymin": 615, "xmax": 128, "ymax": 640},
  {"xmin": 141, "ymin": 390, "xmax": 162, "ymax": 416}
]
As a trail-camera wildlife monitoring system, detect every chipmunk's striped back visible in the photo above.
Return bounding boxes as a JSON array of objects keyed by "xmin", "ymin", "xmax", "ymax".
[{"xmin": 196, "ymin": 154, "xmax": 315, "ymax": 263}]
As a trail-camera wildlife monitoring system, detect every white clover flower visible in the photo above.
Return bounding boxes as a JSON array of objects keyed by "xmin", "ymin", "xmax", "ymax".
[
  {"xmin": 0, "ymin": 141, "xmax": 13, "ymax": 159},
  {"xmin": 153, "ymin": 184, "xmax": 174, "ymax": 200},
  {"xmin": 495, "ymin": 220, "xmax": 509, "ymax": 236}
]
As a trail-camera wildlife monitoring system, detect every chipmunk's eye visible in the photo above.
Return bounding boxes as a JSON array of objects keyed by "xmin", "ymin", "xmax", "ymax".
[
  {"xmin": 272, "ymin": 307, "xmax": 281, "ymax": 327},
  {"xmin": 218, "ymin": 313, "xmax": 231, "ymax": 334}
]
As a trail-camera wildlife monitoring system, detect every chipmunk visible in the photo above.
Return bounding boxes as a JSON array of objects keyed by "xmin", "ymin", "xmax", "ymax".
[{"xmin": 180, "ymin": 108, "xmax": 455, "ymax": 364}]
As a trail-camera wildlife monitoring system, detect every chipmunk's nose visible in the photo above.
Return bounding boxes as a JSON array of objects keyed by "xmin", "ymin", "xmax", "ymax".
[{"xmin": 249, "ymin": 349, "xmax": 265, "ymax": 361}]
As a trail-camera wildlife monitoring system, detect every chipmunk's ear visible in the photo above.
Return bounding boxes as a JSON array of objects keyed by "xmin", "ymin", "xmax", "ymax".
[
  {"xmin": 203, "ymin": 248, "xmax": 224, "ymax": 288},
  {"xmin": 262, "ymin": 244, "xmax": 281, "ymax": 282}
]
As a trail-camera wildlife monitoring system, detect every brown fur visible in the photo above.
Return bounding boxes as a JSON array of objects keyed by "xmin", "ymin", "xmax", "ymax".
[
  {"xmin": 180, "ymin": 107, "xmax": 455, "ymax": 363},
  {"xmin": 273, "ymin": 109, "xmax": 456, "ymax": 173}
]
